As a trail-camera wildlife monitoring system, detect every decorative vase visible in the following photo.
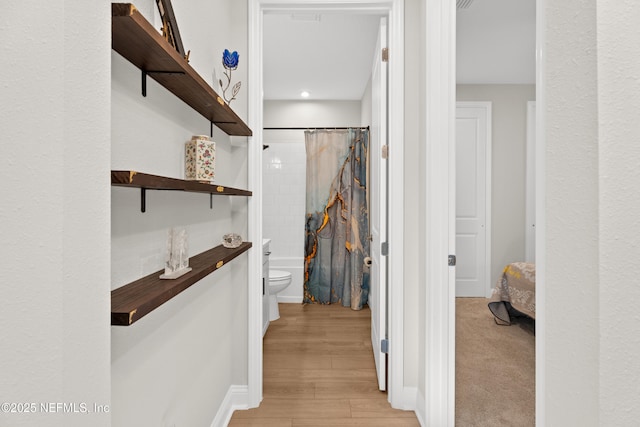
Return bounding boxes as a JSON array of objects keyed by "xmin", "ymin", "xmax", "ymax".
[{"xmin": 185, "ymin": 135, "xmax": 216, "ymax": 182}]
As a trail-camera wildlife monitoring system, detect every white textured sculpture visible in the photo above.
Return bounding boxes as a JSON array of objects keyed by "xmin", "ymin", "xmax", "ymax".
[{"xmin": 160, "ymin": 227, "xmax": 192, "ymax": 279}]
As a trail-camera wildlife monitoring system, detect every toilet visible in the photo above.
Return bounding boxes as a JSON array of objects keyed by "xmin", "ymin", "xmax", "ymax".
[{"xmin": 268, "ymin": 269, "xmax": 292, "ymax": 321}]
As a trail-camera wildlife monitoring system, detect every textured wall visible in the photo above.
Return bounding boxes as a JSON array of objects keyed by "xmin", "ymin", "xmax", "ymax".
[
  {"xmin": 0, "ymin": 1, "xmax": 111, "ymax": 426},
  {"xmin": 544, "ymin": 0, "xmax": 600, "ymax": 424},
  {"xmin": 596, "ymin": 0, "xmax": 640, "ymax": 423}
]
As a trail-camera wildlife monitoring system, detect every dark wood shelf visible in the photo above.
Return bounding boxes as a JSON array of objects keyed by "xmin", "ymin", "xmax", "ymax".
[
  {"xmin": 112, "ymin": 242, "xmax": 252, "ymax": 325},
  {"xmin": 112, "ymin": 170, "xmax": 252, "ymax": 196},
  {"xmin": 112, "ymin": 3, "xmax": 252, "ymax": 137}
]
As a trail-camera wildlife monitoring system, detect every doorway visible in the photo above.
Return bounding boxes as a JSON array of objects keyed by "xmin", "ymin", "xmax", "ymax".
[
  {"xmin": 247, "ymin": 0, "xmax": 406, "ymax": 410},
  {"xmin": 454, "ymin": 0, "xmax": 537, "ymax": 424},
  {"xmin": 455, "ymin": 102, "xmax": 491, "ymax": 298}
]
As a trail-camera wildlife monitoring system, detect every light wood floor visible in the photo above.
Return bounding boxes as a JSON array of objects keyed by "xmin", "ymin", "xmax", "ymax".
[{"xmin": 229, "ymin": 303, "xmax": 419, "ymax": 427}]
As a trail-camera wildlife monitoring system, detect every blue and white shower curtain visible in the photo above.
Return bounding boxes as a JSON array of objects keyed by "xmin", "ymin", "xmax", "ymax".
[{"xmin": 303, "ymin": 129, "xmax": 370, "ymax": 310}]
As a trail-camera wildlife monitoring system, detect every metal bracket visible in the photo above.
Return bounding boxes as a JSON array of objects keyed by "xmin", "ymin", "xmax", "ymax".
[
  {"xmin": 381, "ymin": 339, "xmax": 389, "ymax": 354},
  {"xmin": 448, "ymin": 255, "xmax": 456, "ymax": 266},
  {"xmin": 141, "ymin": 69, "xmax": 185, "ymax": 97},
  {"xmin": 210, "ymin": 193, "xmax": 213, "ymax": 210},
  {"xmin": 140, "ymin": 188, "xmax": 146, "ymax": 213},
  {"xmin": 381, "ymin": 242, "xmax": 389, "ymax": 256}
]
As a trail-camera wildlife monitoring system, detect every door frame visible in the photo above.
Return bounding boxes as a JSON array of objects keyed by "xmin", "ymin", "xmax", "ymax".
[
  {"xmin": 525, "ymin": 100, "xmax": 536, "ymax": 263},
  {"xmin": 247, "ymin": 0, "xmax": 406, "ymax": 410},
  {"xmin": 455, "ymin": 101, "xmax": 492, "ymax": 298},
  {"xmin": 419, "ymin": 1, "xmax": 456, "ymax": 424},
  {"xmin": 421, "ymin": 0, "xmax": 546, "ymax": 425}
]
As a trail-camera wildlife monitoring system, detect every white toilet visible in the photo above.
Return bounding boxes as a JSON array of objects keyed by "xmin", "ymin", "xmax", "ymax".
[{"xmin": 268, "ymin": 269, "xmax": 292, "ymax": 321}]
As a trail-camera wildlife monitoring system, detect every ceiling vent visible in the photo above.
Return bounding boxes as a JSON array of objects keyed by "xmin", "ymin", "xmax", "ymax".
[
  {"xmin": 457, "ymin": 0, "xmax": 475, "ymax": 9},
  {"xmin": 290, "ymin": 13, "xmax": 321, "ymax": 22}
]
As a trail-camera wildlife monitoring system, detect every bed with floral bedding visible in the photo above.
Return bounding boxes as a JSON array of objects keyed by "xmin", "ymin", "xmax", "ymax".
[{"xmin": 488, "ymin": 262, "xmax": 536, "ymax": 325}]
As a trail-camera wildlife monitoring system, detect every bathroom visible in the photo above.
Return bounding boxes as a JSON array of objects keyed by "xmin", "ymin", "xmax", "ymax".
[{"xmin": 261, "ymin": 12, "xmax": 382, "ymax": 328}]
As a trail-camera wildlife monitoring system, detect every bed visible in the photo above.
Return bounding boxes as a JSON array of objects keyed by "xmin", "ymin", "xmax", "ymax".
[{"xmin": 488, "ymin": 262, "xmax": 535, "ymax": 325}]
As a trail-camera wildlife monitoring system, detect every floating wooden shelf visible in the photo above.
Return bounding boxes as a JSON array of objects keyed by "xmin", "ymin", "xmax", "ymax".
[
  {"xmin": 111, "ymin": 3, "xmax": 252, "ymax": 137},
  {"xmin": 111, "ymin": 242, "xmax": 252, "ymax": 325},
  {"xmin": 112, "ymin": 170, "xmax": 252, "ymax": 196}
]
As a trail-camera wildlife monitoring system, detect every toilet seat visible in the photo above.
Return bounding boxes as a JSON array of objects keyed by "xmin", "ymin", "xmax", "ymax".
[{"xmin": 269, "ymin": 269, "xmax": 291, "ymax": 280}]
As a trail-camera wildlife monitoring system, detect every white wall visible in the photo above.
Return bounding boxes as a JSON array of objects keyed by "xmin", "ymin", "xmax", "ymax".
[
  {"xmin": 0, "ymin": 1, "xmax": 111, "ymax": 426},
  {"xmin": 457, "ymin": 85, "xmax": 535, "ymax": 288},
  {"xmin": 596, "ymin": 1, "xmax": 640, "ymax": 424},
  {"xmin": 404, "ymin": 0, "xmax": 421, "ymax": 392},
  {"xmin": 544, "ymin": 0, "xmax": 640, "ymax": 424},
  {"xmin": 543, "ymin": 0, "xmax": 640, "ymax": 424},
  {"xmin": 110, "ymin": 0, "xmax": 249, "ymax": 425},
  {"xmin": 262, "ymin": 100, "xmax": 362, "ymax": 302},
  {"xmin": 361, "ymin": 76, "xmax": 373, "ymax": 126},
  {"xmin": 544, "ymin": 0, "xmax": 600, "ymax": 423}
]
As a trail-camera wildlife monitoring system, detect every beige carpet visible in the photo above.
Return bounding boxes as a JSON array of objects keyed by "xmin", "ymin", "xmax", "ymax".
[{"xmin": 456, "ymin": 298, "xmax": 535, "ymax": 426}]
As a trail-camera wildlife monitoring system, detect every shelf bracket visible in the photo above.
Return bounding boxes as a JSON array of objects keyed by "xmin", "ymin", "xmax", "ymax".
[
  {"xmin": 210, "ymin": 121, "xmax": 213, "ymax": 138},
  {"xmin": 210, "ymin": 193, "xmax": 213, "ymax": 209},
  {"xmin": 141, "ymin": 188, "xmax": 146, "ymax": 213},
  {"xmin": 141, "ymin": 69, "xmax": 186, "ymax": 97},
  {"xmin": 142, "ymin": 69, "xmax": 147, "ymax": 97}
]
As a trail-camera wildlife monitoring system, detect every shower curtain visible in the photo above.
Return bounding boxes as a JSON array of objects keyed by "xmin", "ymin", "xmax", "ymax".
[{"xmin": 303, "ymin": 129, "xmax": 370, "ymax": 310}]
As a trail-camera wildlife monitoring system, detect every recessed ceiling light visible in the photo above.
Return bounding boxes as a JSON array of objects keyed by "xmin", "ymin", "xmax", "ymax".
[{"xmin": 300, "ymin": 91, "xmax": 310, "ymax": 98}]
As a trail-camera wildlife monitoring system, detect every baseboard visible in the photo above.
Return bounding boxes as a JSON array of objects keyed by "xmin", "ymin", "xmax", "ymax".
[
  {"xmin": 209, "ymin": 385, "xmax": 249, "ymax": 427},
  {"xmin": 277, "ymin": 296, "xmax": 303, "ymax": 303},
  {"xmin": 415, "ymin": 388, "xmax": 426, "ymax": 426},
  {"xmin": 395, "ymin": 386, "xmax": 418, "ymax": 412}
]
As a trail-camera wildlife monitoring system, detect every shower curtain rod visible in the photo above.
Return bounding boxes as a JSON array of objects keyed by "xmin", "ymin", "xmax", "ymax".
[{"xmin": 263, "ymin": 126, "xmax": 370, "ymax": 131}]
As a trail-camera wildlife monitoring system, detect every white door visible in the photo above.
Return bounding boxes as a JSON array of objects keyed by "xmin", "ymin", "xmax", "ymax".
[
  {"xmin": 525, "ymin": 101, "xmax": 536, "ymax": 262},
  {"xmin": 455, "ymin": 102, "xmax": 491, "ymax": 297},
  {"xmin": 369, "ymin": 17, "xmax": 387, "ymax": 391}
]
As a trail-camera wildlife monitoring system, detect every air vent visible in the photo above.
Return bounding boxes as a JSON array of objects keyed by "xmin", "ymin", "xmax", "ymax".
[
  {"xmin": 457, "ymin": 0, "xmax": 475, "ymax": 9},
  {"xmin": 290, "ymin": 13, "xmax": 321, "ymax": 22}
]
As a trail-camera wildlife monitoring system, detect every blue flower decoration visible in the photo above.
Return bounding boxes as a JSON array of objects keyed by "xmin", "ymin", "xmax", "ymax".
[{"xmin": 223, "ymin": 49, "xmax": 239, "ymax": 70}]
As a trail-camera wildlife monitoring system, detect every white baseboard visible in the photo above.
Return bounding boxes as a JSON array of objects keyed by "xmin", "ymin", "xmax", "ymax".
[
  {"xmin": 209, "ymin": 385, "xmax": 249, "ymax": 427},
  {"xmin": 395, "ymin": 386, "xmax": 418, "ymax": 411},
  {"xmin": 277, "ymin": 296, "xmax": 303, "ymax": 303}
]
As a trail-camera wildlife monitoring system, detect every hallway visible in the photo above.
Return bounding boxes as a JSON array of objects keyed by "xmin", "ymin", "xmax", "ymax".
[{"xmin": 229, "ymin": 303, "xmax": 418, "ymax": 426}]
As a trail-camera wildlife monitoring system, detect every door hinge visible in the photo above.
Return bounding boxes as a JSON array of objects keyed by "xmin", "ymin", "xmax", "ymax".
[
  {"xmin": 382, "ymin": 47, "xmax": 389, "ymax": 62},
  {"xmin": 448, "ymin": 255, "xmax": 456, "ymax": 266},
  {"xmin": 381, "ymin": 242, "xmax": 389, "ymax": 256},
  {"xmin": 381, "ymin": 339, "xmax": 389, "ymax": 354},
  {"xmin": 381, "ymin": 144, "xmax": 389, "ymax": 159}
]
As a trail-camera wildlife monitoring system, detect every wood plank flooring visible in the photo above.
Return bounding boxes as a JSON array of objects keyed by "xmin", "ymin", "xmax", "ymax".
[{"xmin": 229, "ymin": 303, "xmax": 419, "ymax": 427}]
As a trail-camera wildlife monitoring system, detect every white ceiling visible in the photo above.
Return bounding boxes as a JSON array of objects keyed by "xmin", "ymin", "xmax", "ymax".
[
  {"xmin": 263, "ymin": 0, "xmax": 535, "ymax": 101},
  {"xmin": 263, "ymin": 13, "xmax": 382, "ymax": 100},
  {"xmin": 457, "ymin": 0, "xmax": 536, "ymax": 84}
]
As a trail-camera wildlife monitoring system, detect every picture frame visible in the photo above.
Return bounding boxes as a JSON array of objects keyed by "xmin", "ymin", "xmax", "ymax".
[{"xmin": 155, "ymin": 0, "xmax": 185, "ymax": 56}]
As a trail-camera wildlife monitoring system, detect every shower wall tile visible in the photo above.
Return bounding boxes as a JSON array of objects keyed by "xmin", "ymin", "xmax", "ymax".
[{"xmin": 263, "ymin": 139, "xmax": 306, "ymax": 259}]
